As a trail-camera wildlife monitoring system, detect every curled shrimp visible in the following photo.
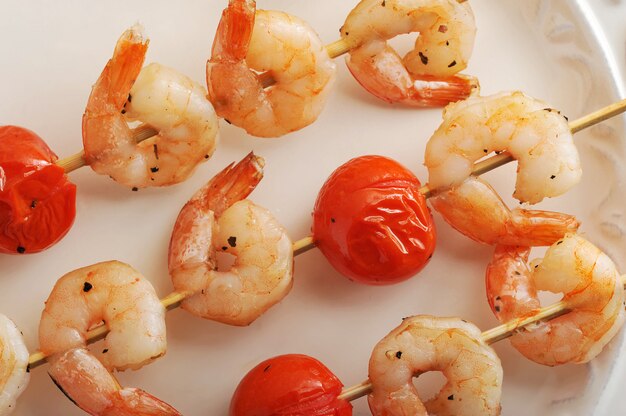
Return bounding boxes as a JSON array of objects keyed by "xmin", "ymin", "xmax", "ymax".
[
  {"xmin": 0, "ymin": 314, "xmax": 29, "ymax": 416},
  {"xmin": 368, "ymin": 315, "xmax": 502, "ymax": 416},
  {"xmin": 430, "ymin": 176, "xmax": 580, "ymax": 246},
  {"xmin": 168, "ymin": 153, "xmax": 293, "ymax": 326},
  {"xmin": 425, "ymin": 91, "xmax": 581, "ymax": 204},
  {"xmin": 83, "ymin": 25, "xmax": 219, "ymax": 188},
  {"xmin": 38, "ymin": 261, "xmax": 180, "ymax": 415},
  {"xmin": 486, "ymin": 234, "xmax": 625, "ymax": 366},
  {"xmin": 340, "ymin": 0, "xmax": 478, "ymax": 106},
  {"xmin": 207, "ymin": 0, "xmax": 336, "ymax": 137}
]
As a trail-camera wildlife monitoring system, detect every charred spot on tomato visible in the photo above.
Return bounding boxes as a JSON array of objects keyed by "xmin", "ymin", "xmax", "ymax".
[
  {"xmin": 30, "ymin": 200, "xmax": 37, "ymax": 208},
  {"xmin": 102, "ymin": 349, "xmax": 109, "ymax": 354},
  {"xmin": 150, "ymin": 167, "xmax": 159, "ymax": 173},
  {"xmin": 228, "ymin": 236, "xmax": 237, "ymax": 247},
  {"xmin": 83, "ymin": 282, "xmax": 93, "ymax": 292},
  {"xmin": 16, "ymin": 246, "xmax": 25, "ymax": 254},
  {"xmin": 313, "ymin": 155, "xmax": 436, "ymax": 285},
  {"xmin": 395, "ymin": 351, "xmax": 403, "ymax": 359},
  {"xmin": 263, "ymin": 364, "xmax": 271, "ymax": 372}
]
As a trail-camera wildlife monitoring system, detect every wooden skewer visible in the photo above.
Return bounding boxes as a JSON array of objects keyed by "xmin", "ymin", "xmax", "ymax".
[
  {"xmin": 55, "ymin": 97, "xmax": 626, "ymax": 253},
  {"xmin": 337, "ymin": 274, "xmax": 626, "ymax": 402},
  {"xmin": 27, "ymin": 98, "xmax": 626, "ymax": 370}
]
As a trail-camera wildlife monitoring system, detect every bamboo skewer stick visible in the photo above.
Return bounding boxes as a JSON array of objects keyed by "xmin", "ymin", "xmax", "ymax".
[
  {"xmin": 29, "ymin": 98, "xmax": 626, "ymax": 370},
  {"xmin": 337, "ymin": 275, "xmax": 626, "ymax": 402}
]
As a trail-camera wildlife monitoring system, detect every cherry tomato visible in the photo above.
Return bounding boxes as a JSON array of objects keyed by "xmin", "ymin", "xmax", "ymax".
[
  {"xmin": 0, "ymin": 126, "xmax": 77, "ymax": 254},
  {"xmin": 230, "ymin": 354, "xmax": 352, "ymax": 416},
  {"xmin": 312, "ymin": 155, "xmax": 436, "ymax": 285}
]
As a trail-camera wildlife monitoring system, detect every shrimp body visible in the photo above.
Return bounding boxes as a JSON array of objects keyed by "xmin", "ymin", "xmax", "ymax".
[
  {"xmin": 39, "ymin": 261, "xmax": 178, "ymax": 415},
  {"xmin": 83, "ymin": 25, "xmax": 218, "ymax": 188},
  {"xmin": 0, "ymin": 314, "xmax": 29, "ymax": 416},
  {"xmin": 486, "ymin": 234, "xmax": 625, "ymax": 366},
  {"xmin": 368, "ymin": 315, "xmax": 502, "ymax": 416},
  {"xmin": 425, "ymin": 92, "xmax": 581, "ymax": 204},
  {"xmin": 430, "ymin": 176, "xmax": 580, "ymax": 246},
  {"xmin": 341, "ymin": 0, "xmax": 478, "ymax": 106},
  {"xmin": 207, "ymin": 0, "xmax": 336, "ymax": 137},
  {"xmin": 168, "ymin": 153, "xmax": 293, "ymax": 326}
]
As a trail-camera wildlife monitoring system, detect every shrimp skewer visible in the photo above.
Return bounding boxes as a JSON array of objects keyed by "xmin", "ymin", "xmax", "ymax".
[{"xmin": 19, "ymin": 246, "xmax": 626, "ymax": 411}]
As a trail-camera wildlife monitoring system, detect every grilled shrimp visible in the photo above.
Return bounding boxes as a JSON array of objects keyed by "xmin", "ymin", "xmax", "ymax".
[
  {"xmin": 207, "ymin": 0, "xmax": 336, "ymax": 137},
  {"xmin": 83, "ymin": 25, "xmax": 218, "ymax": 188},
  {"xmin": 368, "ymin": 315, "xmax": 502, "ymax": 415},
  {"xmin": 168, "ymin": 153, "xmax": 293, "ymax": 326},
  {"xmin": 340, "ymin": 0, "xmax": 478, "ymax": 106},
  {"xmin": 38, "ymin": 261, "xmax": 179, "ymax": 415},
  {"xmin": 486, "ymin": 234, "xmax": 625, "ymax": 366},
  {"xmin": 425, "ymin": 91, "xmax": 581, "ymax": 204},
  {"xmin": 0, "ymin": 314, "xmax": 29, "ymax": 416}
]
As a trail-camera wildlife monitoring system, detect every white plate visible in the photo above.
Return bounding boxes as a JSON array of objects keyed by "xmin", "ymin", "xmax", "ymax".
[{"xmin": 1, "ymin": 0, "xmax": 625, "ymax": 414}]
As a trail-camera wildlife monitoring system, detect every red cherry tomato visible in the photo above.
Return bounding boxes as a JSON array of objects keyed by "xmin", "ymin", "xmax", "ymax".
[
  {"xmin": 0, "ymin": 126, "xmax": 77, "ymax": 254},
  {"xmin": 230, "ymin": 354, "xmax": 352, "ymax": 416},
  {"xmin": 312, "ymin": 155, "xmax": 436, "ymax": 285}
]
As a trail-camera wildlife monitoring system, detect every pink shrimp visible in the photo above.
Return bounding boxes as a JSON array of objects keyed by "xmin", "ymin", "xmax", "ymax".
[
  {"xmin": 168, "ymin": 153, "xmax": 293, "ymax": 326},
  {"xmin": 368, "ymin": 315, "xmax": 502, "ymax": 415},
  {"xmin": 83, "ymin": 25, "xmax": 218, "ymax": 188},
  {"xmin": 38, "ymin": 261, "xmax": 180, "ymax": 415},
  {"xmin": 207, "ymin": 0, "xmax": 336, "ymax": 137},
  {"xmin": 340, "ymin": 0, "xmax": 479, "ymax": 106},
  {"xmin": 485, "ymin": 234, "xmax": 625, "ymax": 366}
]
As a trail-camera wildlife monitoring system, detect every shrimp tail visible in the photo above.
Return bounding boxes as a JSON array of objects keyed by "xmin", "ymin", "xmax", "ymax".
[
  {"xmin": 104, "ymin": 388, "xmax": 182, "ymax": 416},
  {"xmin": 506, "ymin": 209, "xmax": 581, "ymax": 246},
  {"xmin": 211, "ymin": 0, "xmax": 255, "ymax": 61},
  {"xmin": 407, "ymin": 74, "xmax": 480, "ymax": 107},
  {"xmin": 347, "ymin": 46, "xmax": 479, "ymax": 107},
  {"xmin": 84, "ymin": 25, "xmax": 148, "ymax": 116},
  {"xmin": 486, "ymin": 245, "xmax": 539, "ymax": 320},
  {"xmin": 194, "ymin": 152, "xmax": 264, "ymax": 216}
]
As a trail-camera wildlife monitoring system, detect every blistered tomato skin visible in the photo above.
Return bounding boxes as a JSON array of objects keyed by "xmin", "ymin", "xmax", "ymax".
[
  {"xmin": 230, "ymin": 354, "xmax": 352, "ymax": 416},
  {"xmin": 312, "ymin": 155, "xmax": 436, "ymax": 285},
  {"xmin": 0, "ymin": 126, "xmax": 77, "ymax": 254}
]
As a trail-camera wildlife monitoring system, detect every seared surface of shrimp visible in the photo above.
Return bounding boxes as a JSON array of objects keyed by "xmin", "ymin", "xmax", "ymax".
[
  {"xmin": 368, "ymin": 315, "xmax": 502, "ymax": 416},
  {"xmin": 39, "ymin": 261, "xmax": 178, "ymax": 415},
  {"xmin": 425, "ymin": 91, "xmax": 581, "ymax": 204},
  {"xmin": 0, "ymin": 314, "xmax": 29, "ymax": 416},
  {"xmin": 430, "ymin": 176, "xmax": 580, "ymax": 246},
  {"xmin": 486, "ymin": 234, "xmax": 625, "ymax": 366},
  {"xmin": 169, "ymin": 153, "xmax": 293, "ymax": 326},
  {"xmin": 207, "ymin": 0, "xmax": 336, "ymax": 137},
  {"xmin": 340, "ymin": 0, "xmax": 478, "ymax": 106},
  {"xmin": 83, "ymin": 25, "xmax": 218, "ymax": 188}
]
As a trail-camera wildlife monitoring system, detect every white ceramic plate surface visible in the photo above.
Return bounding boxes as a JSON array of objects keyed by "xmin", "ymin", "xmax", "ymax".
[{"xmin": 1, "ymin": 0, "xmax": 625, "ymax": 414}]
